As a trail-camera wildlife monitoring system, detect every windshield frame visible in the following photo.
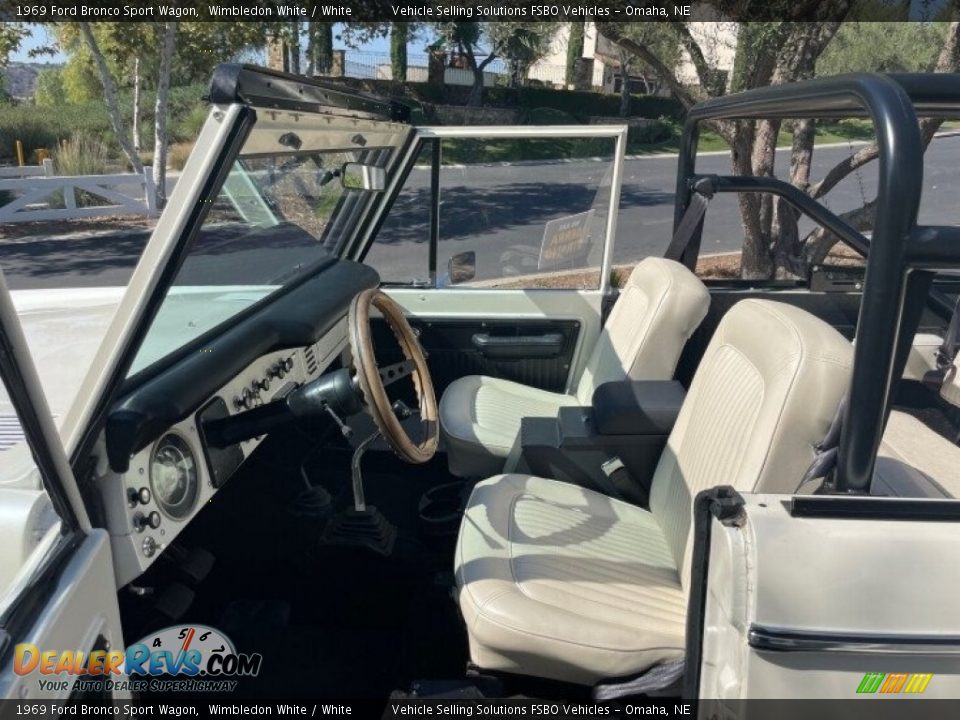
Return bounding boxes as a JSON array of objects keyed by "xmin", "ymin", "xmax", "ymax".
[{"xmin": 59, "ymin": 69, "xmax": 412, "ymax": 480}]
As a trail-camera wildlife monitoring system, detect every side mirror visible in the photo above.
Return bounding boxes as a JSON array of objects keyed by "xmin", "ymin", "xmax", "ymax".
[
  {"xmin": 447, "ymin": 251, "xmax": 476, "ymax": 285},
  {"xmin": 341, "ymin": 162, "xmax": 386, "ymax": 192}
]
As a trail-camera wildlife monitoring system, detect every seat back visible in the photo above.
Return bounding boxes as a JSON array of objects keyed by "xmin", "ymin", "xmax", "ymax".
[
  {"xmin": 648, "ymin": 299, "xmax": 853, "ymax": 588},
  {"xmin": 575, "ymin": 258, "xmax": 709, "ymax": 404}
]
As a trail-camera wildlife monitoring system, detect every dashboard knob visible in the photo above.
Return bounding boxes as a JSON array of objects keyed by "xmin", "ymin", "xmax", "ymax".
[
  {"xmin": 233, "ymin": 387, "xmax": 255, "ymax": 410},
  {"xmin": 142, "ymin": 536, "xmax": 160, "ymax": 558},
  {"xmin": 271, "ymin": 362, "xmax": 287, "ymax": 379},
  {"xmin": 128, "ymin": 487, "xmax": 151, "ymax": 506},
  {"xmin": 283, "ymin": 357, "xmax": 294, "ymax": 372},
  {"xmin": 254, "ymin": 377, "xmax": 270, "ymax": 392},
  {"xmin": 133, "ymin": 511, "xmax": 162, "ymax": 532}
]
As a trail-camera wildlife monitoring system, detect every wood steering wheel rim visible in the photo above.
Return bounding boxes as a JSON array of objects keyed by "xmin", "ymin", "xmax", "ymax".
[{"xmin": 348, "ymin": 289, "xmax": 438, "ymax": 464}]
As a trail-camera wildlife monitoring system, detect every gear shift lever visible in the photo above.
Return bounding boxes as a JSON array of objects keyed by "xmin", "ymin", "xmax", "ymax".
[
  {"xmin": 320, "ymin": 429, "xmax": 396, "ymax": 555},
  {"xmin": 350, "ymin": 430, "xmax": 380, "ymax": 511}
]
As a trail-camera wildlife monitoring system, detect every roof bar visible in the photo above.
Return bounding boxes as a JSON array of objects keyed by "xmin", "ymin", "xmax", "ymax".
[{"xmin": 676, "ymin": 73, "xmax": 926, "ymax": 493}]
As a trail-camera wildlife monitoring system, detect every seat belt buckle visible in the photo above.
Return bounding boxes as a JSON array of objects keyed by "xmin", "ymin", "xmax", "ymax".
[{"xmin": 601, "ymin": 456, "xmax": 626, "ymax": 477}]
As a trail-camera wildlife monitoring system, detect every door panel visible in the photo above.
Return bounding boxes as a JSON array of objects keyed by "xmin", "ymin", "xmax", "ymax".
[
  {"xmin": 373, "ymin": 317, "xmax": 581, "ymax": 396},
  {"xmin": 0, "ymin": 252, "xmax": 124, "ymax": 701},
  {"xmin": 0, "ymin": 530, "xmax": 126, "ymax": 700},
  {"xmin": 384, "ymin": 288, "xmax": 603, "ymax": 396}
]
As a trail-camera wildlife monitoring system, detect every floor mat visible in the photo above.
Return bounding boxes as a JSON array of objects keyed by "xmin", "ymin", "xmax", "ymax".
[{"xmin": 129, "ymin": 434, "xmax": 469, "ymax": 700}]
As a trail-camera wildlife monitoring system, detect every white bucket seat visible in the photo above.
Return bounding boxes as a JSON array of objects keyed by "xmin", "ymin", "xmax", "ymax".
[
  {"xmin": 439, "ymin": 258, "xmax": 710, "ymax": 478},
  {"xmin": 454, "ymin": 299, "xmax": 853, "ymax": 685}
]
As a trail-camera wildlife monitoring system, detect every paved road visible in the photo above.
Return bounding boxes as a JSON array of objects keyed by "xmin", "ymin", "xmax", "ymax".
[{"xmin": 3, "ymin": 136, "xmax": 958, "ymax": 290}]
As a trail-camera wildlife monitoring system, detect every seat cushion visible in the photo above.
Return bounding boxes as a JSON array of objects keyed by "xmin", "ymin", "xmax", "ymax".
[
  {"xmin": 575, "ymin": 258, "xmax": 710, "ymax": 403},
  {"xmin": 874, "ymin": 410, "xmax": 960, "ymax": 498},
  {"xmin": 440, "ymin": 376, "xmax": 578, "ymax": 478},
  {"xmin": 456, "ymin": 474, "xmax": 686, "ymax": 686}
]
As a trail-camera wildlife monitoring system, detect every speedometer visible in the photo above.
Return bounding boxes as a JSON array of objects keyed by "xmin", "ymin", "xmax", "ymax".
[{"xmin": 150, "ymin": 433, "xmax": 199, "ymax": 520}]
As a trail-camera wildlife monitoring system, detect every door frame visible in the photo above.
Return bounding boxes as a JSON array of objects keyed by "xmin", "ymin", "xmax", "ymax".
[
  {"xmin": 0, "ymin": 269, "xmax": 126, "ymax": 699},
  {"xmin": 349, "ymin": 124, "xmax": 629, "ymax": 296}
]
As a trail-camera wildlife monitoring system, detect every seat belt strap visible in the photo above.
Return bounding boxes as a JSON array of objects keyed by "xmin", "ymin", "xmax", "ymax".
[
  {"xmin": 923, "ymin": 295, "xmax": 960, "ymax": 403},
  {"xmin": 937, "ymin": 295, "xmax": 960, "ymax": 370},
  {"xmin": 798, "ymin": 396, "xmax": 846, "ymax": 489},
  {"xmin": 665, "ymin": 176, "xmax": 717, "ymax": 262},
  {"xmin": 593, "ymin": 658, "xmax": 686, "ymax": 700}
]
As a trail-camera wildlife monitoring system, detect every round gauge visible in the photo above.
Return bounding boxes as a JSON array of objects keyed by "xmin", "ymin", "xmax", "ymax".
[{"xmin": 149, "ymin": 433, "xmax": 199, "ymax": 520}]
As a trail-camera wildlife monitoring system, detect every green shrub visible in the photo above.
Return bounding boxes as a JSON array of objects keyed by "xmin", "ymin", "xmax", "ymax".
[
  {"xmin": 520, "ymin": 107, "xmax": 579, "ymax": 125},
  {"xmin": 629, "ymin": 118, "xmax": 676, "ymax": 145},
  {"xmin": 0, "ymin": 82, "xmax": 208, "ymax": 163},
  {"xmin": 486, "ymin": 85, "xmax": 683, "ymax": 121},
  {"xmin": 339, "ymin": 79, "xmax": 683, "ymax": 122},
  {"xmin": 50, "ymin": 133, "xmax": 110, "ymax": 208},
  {"xmin": 172, "ymin": 103, "xmax": 208, "ymax": 142}
]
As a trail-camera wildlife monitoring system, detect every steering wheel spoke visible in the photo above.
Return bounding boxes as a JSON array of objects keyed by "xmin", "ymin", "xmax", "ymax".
[{"xmin": 378, "ymin": 359, "xmax": 416, "ymax": 387}]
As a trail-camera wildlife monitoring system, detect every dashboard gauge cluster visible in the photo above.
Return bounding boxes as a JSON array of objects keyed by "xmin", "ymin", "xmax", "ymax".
[
  {"xmin": 150, "ymin": 433, "xmax": 200, "ymax": 520},
  {"xmin": 105, "ymin": 321, "xmax": 350, "ymax": 587}
]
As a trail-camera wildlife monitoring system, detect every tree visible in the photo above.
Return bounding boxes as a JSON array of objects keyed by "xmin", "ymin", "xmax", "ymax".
[
  {"xmin": 391, "ymin": 22, "xmax": 409, "ymax": 82},
  {"xmin": 565, "ymin": 22, "xmax": 585, "ymax": 86},
  {"xmin": 492, "ymin": 23, "xmax": 555, "ymax": 88},
  {"xmin": 608, "ymin": 24, "xmax": 681, "ymax": 116},
  {"xmin": 338, "ymin": 21, "xmax": 420, "ymax": 81},
  {"xmin": 789, "ymin": 19, "xmax": 960, "ymax": 274},
  {"xmin": 817, "ymin": 21, "xmax": 947, "ymax": 75},
  {"xmin": 306, "ymin": 22, "xmax": 334, "ymax": 74},
  {"xmin": 77, "ymin": 22, "xmax": 144, "ymax": 175},
  {"xmin": 152, "ymin": 21, "xmax": 177, "ymax": 206},
  {"xmin": 49, "ymin": 21, "xmax": 269, "ymax": 200},
  {"xmin": 33, "ymin": 67, "xmax": 65, "ymax": 107},
  {"xmin": 600, "ymin": 18, "xmax": 852, "ymax": 278},
  {"xmin": 433, "ymin": 22, "xmax": 554, "ymax": 105},
  {"xmin": 289, "ymin": 22, "xmax": 302, "ymax": 74}
]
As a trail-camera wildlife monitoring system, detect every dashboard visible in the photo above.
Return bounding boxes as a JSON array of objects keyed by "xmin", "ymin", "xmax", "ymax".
[{"xmin": 100, "ymin": 259, "xmax": 378, "ymax": 587}]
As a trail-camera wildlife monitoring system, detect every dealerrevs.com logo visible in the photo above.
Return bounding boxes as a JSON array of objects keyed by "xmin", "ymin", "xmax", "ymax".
[
  {"xmin": 856, "ymin": 672, "xmax": 933, "ymax": 694},
  {"xmin": 14, "ymin": 625, "xmax": 262, "ymax": 693}
]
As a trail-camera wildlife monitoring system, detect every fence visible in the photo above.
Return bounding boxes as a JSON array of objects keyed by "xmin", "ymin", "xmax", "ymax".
[
  {"xmin": 0, "ymin": 166, "xmax": 158, "ymax": 223},
  {"xmin": 0, "ymin": 159, "xmax": 54, "ymax": 179}
]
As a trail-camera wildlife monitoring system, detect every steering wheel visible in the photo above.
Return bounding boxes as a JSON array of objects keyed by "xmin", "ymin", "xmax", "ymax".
[{"xmin": 348, "ymin": 289, "xmax": 438, "ymax": 463}]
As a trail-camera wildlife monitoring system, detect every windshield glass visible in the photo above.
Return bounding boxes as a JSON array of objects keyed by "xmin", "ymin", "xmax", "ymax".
[{"xmin": 127, "ymin": 107, "xmax": 409, "ymax": 377}]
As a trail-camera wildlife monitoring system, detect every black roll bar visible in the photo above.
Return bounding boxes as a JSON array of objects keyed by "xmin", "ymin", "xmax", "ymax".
[{"xmin": 674, "ymin": 73, "xmax": 942, "ymax": 493}]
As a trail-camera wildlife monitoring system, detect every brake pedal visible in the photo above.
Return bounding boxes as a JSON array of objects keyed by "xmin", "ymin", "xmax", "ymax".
[
  {"xmin": 161, "ymin": 545, "xmax": 216, "ymax": 585},
  {"xmin": 153, "ymin": 583, "xmax": 194, "ymax": 622}
]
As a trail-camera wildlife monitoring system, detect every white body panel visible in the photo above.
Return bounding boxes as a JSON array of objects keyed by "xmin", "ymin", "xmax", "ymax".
[{"xmin": 700, "ymin": 494, "xmax": 960, "ymax": 701}]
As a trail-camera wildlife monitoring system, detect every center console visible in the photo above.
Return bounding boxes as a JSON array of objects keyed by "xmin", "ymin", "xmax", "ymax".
[{"xmin": 520, "ymin": 380, "xmax": 686, "ymax": 506}]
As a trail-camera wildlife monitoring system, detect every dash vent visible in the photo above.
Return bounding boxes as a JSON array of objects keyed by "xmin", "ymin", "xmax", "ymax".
[{"xmin": 304, "ymin": 346, "xmax": 318, "ymax": 375}]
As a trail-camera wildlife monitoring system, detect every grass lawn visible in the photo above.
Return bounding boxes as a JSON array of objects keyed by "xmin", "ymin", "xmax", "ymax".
[
  {"xmin": 626, "ymin": 118, "xmax": 878, "ymax": 156},
  {"xmin": 440, "ymin": 118, "xmax": 884, "ymax": 164}
]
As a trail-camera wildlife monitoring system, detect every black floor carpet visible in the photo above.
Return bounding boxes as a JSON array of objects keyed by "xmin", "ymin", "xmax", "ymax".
[{"xmin": 123, "ymin": 427, "xmax": 468, "ymax": 700}]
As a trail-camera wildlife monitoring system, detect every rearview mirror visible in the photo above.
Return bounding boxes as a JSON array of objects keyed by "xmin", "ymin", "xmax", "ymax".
[
  {"xmin": 447, "ymin": 251, "xmax": 477, "ymax": 285},
  {"xmin": 341, "ymin": 162, "xmax": 386, "ymax": 192}
]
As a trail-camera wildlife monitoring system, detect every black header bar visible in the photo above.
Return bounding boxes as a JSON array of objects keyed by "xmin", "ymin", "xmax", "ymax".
[{"xmin": 2, "ymin": 0, "xmax": 951, "ymax": 23}]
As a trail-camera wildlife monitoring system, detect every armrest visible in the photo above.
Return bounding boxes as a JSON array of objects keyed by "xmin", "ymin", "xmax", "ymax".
[{"xmin": 591, "ymin": 381, "xmax": 686, "ymax": 436}]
